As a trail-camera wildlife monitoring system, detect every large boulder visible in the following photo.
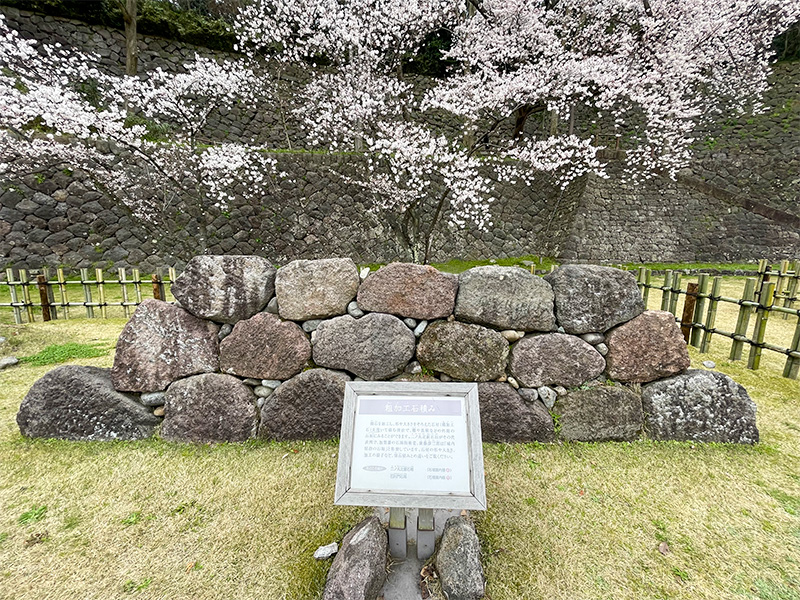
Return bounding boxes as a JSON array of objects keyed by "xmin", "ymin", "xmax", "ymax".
[
  {"xmin": 313, "ymin": 313, "xmax": 415, "ymax": 380},
  {"xmin": 323, "ymin": 516, "xmax": 387, "ymax": 600},
  {"xmin": 642, "ymin": 370, "xmax": 759, "ymax": 444},
  {"xmin": 219, "ymin": 312, "xmax": 311, "ymax": 381},
  {"xmin": 259, "ymin": 369, "xmax": 347, "ymax": 440},
  {"xmin": 605, "ymin": 310, "xmax": 690, "ymax": 383},
  {"xmin": 477, "ymin": 382, "xmax": 554, "ymax": 443},
  {"xmin": 276, "ymin": 258, "xmax": 360, "ymax": 321},
  {"xmin": 509, "ymin": 333, "xmax": 605, "ymax": 388},
  {"xmin": 17, "ymin": 366, "xmax": 159, "ymax": 441},
  {"xmin": 554, "ymin": 385, "xmax": 643, "ymax": 442},
  {"xmin": 455, "ymin": 266, "xmax": 555, "ymax": 331},
  {"xmin": 170, "ymin": 255, "xmax": 276, "ymax": 324},
  {"xmin": 161, "ymin": 373, "xmax": 258, "ymax": 443},
  {"xmin": 111, "ymin": 299, "xmax": 219, "ymax": 392},
  {"xmin": 356, "ymin": 262, "xmax": 458, "ymax": 320},
  {"xmin": 417, "ymin": 321, "xmax": 509, "ymax": 382},
  {"xmin": 435, "ymin": 517, "xmax": 485, "ymax": 600},
  {"xmin": 545, "ymin": 265, "xmax": 644, "ymax": 334}
]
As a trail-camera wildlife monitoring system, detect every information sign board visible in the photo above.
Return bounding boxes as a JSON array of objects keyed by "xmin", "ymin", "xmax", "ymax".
[{"xmin": 334, "ymin": 382, "xmax": 486, "ymax": 510}]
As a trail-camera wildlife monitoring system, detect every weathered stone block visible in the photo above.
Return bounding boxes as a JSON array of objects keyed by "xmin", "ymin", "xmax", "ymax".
[
  {"xmin": 17, "ymin": 366, "xmax": 159, "ymax": 441},
  {"xmin": 555, "ymin": 385, "xmax": 643, "ymax": 442},
  {"xmin": 509, "ymin": 333, "xmax": 605, "ymax": 388},
  {"xmin": 417, "ymin": 321, "xmax": 509, "ymax": 382},
  {"xmin": 456, "ymin": 265, "xmax": 555, "ymax": 331},
  {"xmin": 276, "ymin": 258, "xmax": 360, "ymax": 321},
  {"xmin": 356, "ymin": 262, "xmax": 458, "ymax": 319},
  {"xmin": 478, "ymin": 382, "xmax": 554, "ymax": 443},
  {"xmin": 313, "ymin": 313, "xmax": 415, "ymax": 380}
]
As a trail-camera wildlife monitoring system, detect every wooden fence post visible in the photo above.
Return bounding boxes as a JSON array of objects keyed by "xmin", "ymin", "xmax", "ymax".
[
  {"xmin": 36, "ymin": 274, "xmax": 52, "ymax": 322},
  {"xmin": 700, "ymin": 276, "xmax": 722, "ymax": 354},
  {"xmin": 80, "ymin": 268, "xmax": 95, "ymax": 318},
  {"xmin": 783, "ymin": 318, "xmax": 800, "ymax": 379},
  {"xmin": 690, "ymin": 274, "xmax": 710, "ymax": 348},
  {"xmin": 132, "ymin": 268, "xmax": 143, "ymax": 305},
  {"xmin": 730, "ymin": 278, "xmax": 757, "ymax": 361},
  {"xmin": 6, "ymin": 268, "xmax": 23, "ymax": 325},
  {"xmin": 41, "ymin": 267, "xmax": 57, "ymax": 319},
  {"xmin": 681, "ymin": 282, "xmax": 699, "ymax": 342},
  {"xmin": 748, "ymin": 281, "xmax": 776, "ymax": 371},
  {"xmin": 152, "ymin": 271, "xmax": 165, "ymax": 301},
  {"xmin": 660, "ymin": 270, "xmax": 673, "ymax": 312},
  {"xmin": 783, "ymin": 260, "xmax": 799, "ymax": 320}
]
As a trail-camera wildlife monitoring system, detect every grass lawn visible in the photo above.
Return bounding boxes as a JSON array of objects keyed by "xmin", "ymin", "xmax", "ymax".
[{"xmin": 0, "ymin": 279, "xmax": 798, "ymax": 599}]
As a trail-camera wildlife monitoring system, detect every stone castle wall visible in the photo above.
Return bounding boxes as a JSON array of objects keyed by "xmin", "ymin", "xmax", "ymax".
[{"xmin": 1, "ymin": 6, "xmax": 798, "ymax": 270}]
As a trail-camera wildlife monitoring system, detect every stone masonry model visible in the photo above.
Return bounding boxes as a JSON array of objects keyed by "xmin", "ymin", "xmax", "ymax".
[{"xmin": 17, "ymin": 256, "xmax": 759, "ymax": 445}]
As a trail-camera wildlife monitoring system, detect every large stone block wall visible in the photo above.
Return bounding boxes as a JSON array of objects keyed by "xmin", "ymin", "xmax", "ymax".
[
  {"xmin": 1, "ymin": 6, "xmax": 798, "ymax": 268},
  {"xmin": 17, "ymin": 258, "xmax": 760, "ymax": 446}
]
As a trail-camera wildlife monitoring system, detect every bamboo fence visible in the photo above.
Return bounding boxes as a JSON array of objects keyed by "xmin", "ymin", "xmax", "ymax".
[
  {"xmin": 0, "ymin": 266, "xmax": 176, "ymax": 324},
  {"xmin": 635, "ymin": 259, "xmax": 800, "ymax": 379}
]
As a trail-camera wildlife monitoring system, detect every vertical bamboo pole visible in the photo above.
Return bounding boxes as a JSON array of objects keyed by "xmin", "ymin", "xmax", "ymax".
[
  {"xmin": 783, "ymin": 318, "xmax": 800, "ymax": 379},
  {"xmin": 748, "ymin": 281, "xmax": 775, "ymax": 371},
  {"xmin": 730, "ymin": 278, "xmax": 757, "ymax": 361},
  {"xmin": 660, "ymin": 270, "xmax": 673, "ymax": 312},
  {"xmin": 690, "ymin": 274, "xmax": 710, "ymax": 348},
  {"xmin": 132, "ymin": 268, "xmax": 143, "ymax": 305},
  {"xmin": 6, "ymin": 268, "xmax": 22, "ymax": 325},
  {"xmin": 637, "ymin": 267, "xmax": 647, "ymax": 295},
  {"xmin": 19, "ymin": 269, "xmax": 34, "ymax": 323},
  {"xmin": 119, "ymin": 268, "xmax": 131, "ymax": 319},
  {"xmin": 681, "ymin": 282, "xmax": 699, "ymax": 342},
  {"xmin": 642, "ymin": 268, "xmax": 652, "ymax": 308},
  {"xmin": 700, "ymin": 277, "xmax": 723, "ymax": 354},
  {"xmin": 668, "ymin": 272, "xmax": 682, "ymax": 316},
  {"xmin": 80, "ymin": 268, "xmax": 95, "ymax": 318},
  {"xmin": 36, "ymin": 275, "xmax": 52, "ymax": 322},
  {"xmin": 783, "ymin": 264, "xmax": 799, "ymax": 320},
  {"xmin": 755, "ymin": 259, "xmax": 769, "ymax": 302},
  {"xmin": 57, "ymin": 268, "xmax": 69, "ymax": 320},
  {"xmin": 96, "ymin": 268, "xmax": 107, "ymax": 319}
]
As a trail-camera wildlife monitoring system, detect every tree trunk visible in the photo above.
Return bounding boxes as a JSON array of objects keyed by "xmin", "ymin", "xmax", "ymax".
[{"xmin": 122, "ymin": 0, "xmax": 138, "ymax": 76}]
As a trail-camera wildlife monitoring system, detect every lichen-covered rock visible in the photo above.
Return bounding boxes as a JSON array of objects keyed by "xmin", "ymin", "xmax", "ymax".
[
  {"xmin": 455, "ymin": 266, "xmax": 555, "ymax": 331},
  {"xmin": 170, "ymin": 255, "xmax": 276, "ymax": 324},
  {"xmin": 323, "ymin": 516, "xmax": 387, "ymax": 600},
  {"xmin": 417, "ymin": 321, "xmax": 509, "ymax": 382},
  {"xmin": 313, "ymin": 313, "xmax": 415, "ymax": 380},
  {"xmin": 477, "ymin": 382, "xmax": 554, "ymax": 443},
  {"xmin": 605, "ymin": 310, "xmax": 690, "ymax": 383},
  {"xmin": 435, "ymin": 517, "xmax": 485, "ymax": 600},
  {"xmin": 509, "ymin": 333, "xmax": 605, "ymax": 388},
  {"xmin": 259, "ymin": 369, "xmax": 347, "ymax": 440},
  {"xmin": 642, "ymin": 370, "xmax": 759, "ymax": 444},
  {"xmin": 356, "ymin": 262, "xmax": 458, "ymax": 320},
  {"xmin": 555, "ymin": 386, "xmax": 643, "ymax": 442},
  {"xmin": 219, "ymin": 312, "xmax": 311, "ymax": 381},
  {"xmin": 276, "ymin": 258, "xmax": 360, "ymax": 321},
  {"xmin": 111, "ymin": 299, "xmax": 219, "ymax": 392},
  {"xmin": 17, "ymin": 366, "xmax": 159, "ymax": 440},
  {"xmin": 161, "ymin": 373, "xmax": 257, "ymax": 443},
  {"xmin": 545, "ymin": 265, "xmax": 644, "ymax": 334}
]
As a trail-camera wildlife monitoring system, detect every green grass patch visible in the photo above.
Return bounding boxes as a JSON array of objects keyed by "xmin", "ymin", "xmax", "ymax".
[
  {"xmin": 18, "ymin": 505, "xmax": 47, "ymax": 526},
  {"xmin": 18, "ymin": 342, "xmax": 109, "ymax": 366}
]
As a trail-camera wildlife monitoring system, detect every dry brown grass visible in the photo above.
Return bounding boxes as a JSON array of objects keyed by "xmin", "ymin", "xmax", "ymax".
[{"xmin": 0, "ymin": 280, "xmax": 798, "ymax": 600}]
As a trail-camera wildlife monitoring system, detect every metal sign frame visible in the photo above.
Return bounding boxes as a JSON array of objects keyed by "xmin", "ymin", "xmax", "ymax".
[{"xmin": 334, "ymin": 381, "xmax": 487, "ymax": 510}]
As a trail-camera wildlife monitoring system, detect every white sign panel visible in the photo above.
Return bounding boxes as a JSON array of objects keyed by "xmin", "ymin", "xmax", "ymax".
[{"xmin": 334, "ymin": 382, "xmax": 486, "ymax": 510}]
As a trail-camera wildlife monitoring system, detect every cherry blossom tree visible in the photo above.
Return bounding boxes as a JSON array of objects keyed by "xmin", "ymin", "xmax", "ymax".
[
  {"xmin": 235, "ymin": 0, "xmax": 799, "ymax": 262},
  {"xmin": 0, "ymin": 12, "xmax": 282, "ymax": 252}
]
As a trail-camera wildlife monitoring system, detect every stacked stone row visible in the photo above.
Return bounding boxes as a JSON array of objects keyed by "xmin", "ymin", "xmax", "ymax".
[{"xmin": 17, "ymin": 255, "xmax": 759, "ymax": 445}]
